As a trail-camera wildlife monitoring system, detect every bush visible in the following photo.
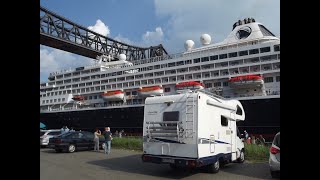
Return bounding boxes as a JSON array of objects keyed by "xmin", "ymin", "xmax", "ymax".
[
  {"xmin": 112, "ymin": 137, "xmax": 143, "ymax": 151},
  {"xmin": 111, "ymin": 137, "xmax": 270, "ymax": 161},
  {"xmin": 244, "ymin": 143, "xmax": 270, "ymax": 161}
]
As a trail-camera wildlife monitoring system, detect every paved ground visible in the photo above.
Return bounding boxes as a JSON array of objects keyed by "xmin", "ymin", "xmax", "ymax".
[{"xmin": 40, "ymin": 148, "xmax": 274, "ymax": 180}]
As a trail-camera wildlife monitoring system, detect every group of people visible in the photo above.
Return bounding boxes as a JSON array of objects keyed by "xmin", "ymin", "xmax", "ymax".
[
  {"xmin": 60, "ymin": 126, "xmax": 75, "ymax": 134},
  {"xmin": 114, "ymin": 130, "xmax": 125, "ymax": 138},
  {"xmin": 244, "ymin": 130, "xmax": 266, "ymax": 145},
  {"xmin": 94, "ymin": 127, "xmax": 112, "ymax": 157}
]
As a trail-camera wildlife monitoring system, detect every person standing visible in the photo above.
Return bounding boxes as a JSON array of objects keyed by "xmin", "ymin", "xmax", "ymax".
[
  {"xmin": 65, "ymin": 126, "xmax": 70, "ymax": 133},
  {"xmin": 94, "ymin": 128, "xmax": 101, "ymax": 151},
  {"xmin": 251, "ymin": 136, "xmax": 256, "ymax": 144},
  {"xmin": 244, "ymin": 130, "xmax": 249, "ymax": 139},
  {"xmin": 60, "ymin": 126, "xmax": 65, "ymax": 134},
  {"xmin": 102, "ymin": 127, "xmax": 112, "ymax": 156},
  {"xmin": 258, "ymin": 135, "xmax": 266, "ymax": 145},
  {"xmin": 119, "ymin": 130, "xmax": 122, "ymax": 138}
]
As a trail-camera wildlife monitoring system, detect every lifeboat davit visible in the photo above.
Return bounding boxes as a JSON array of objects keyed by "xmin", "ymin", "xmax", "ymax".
[
  {"xmin": 176, "ymin": 81, "xmax": 204, "ymax": 91},
  {"xmin": 138, "ymin": 85, "xmax": 163, "ymax": 96},
  {"xmin": 101, "ymin": 90, "xmax": 124, "ymax": 101},
  {"xmin": 229, "ymin": 75, "xmax": 263, "ymax": 86},
  {"xmin": 72, "ymin": 95, "xmax": 84, "ymax": 101}
]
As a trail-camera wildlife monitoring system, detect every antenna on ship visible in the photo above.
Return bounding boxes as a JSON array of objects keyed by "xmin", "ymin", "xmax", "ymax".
[{"xmin": 96, "ymin": 54, "xmax": 113, "ymax": 64}]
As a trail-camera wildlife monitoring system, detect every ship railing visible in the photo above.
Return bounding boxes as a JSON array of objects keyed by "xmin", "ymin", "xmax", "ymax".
[
  {"xmin": 182, "ymin": 37, "xmax": 278, "ymax": 57},
  {"xmin": 41, "ymin": 101, "xmax": 145, "ymax": 112}
]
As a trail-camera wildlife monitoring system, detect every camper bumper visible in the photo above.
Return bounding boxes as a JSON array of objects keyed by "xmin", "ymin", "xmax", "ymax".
[{"xmin": 141, "ymin": 154, "xmax": 204, "ymax": 168}]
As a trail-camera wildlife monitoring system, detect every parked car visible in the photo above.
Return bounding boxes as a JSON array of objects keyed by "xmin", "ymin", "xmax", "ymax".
[
  {"xmin": 40, "ymin": 129, "xmax": 61, "ymax": 147},
  {"xmin": 269, "ymin": 132, "xmax": 280, "ymax": 178},
  {"xmin": 48, "ymin": 131, "xmax": 105, "ymax": 153}
]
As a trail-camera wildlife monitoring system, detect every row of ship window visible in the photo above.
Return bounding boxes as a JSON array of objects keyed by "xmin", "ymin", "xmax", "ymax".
[
  {"xmin": 43, "ymin": 69, "xmax": 280, "ymax": 96},
  {"xmin": 50, "ymin": 55, "xmax": 279, "ymax": 88},
  {"xmin": 265, "ymin": 76, "xmax": 280, "ymax": 83},
  {"xmin": 41, "ymin": 75, "xmax": 280, "ymax": 98},
  {"xmin": 48, "ymin": 62, "xmax": 279, "ymax": 91},
  {"xmin": 40, "ymin": 76, "xmax": 280, "ymax": 104},
  {"xmin": 52, "ymin": 44, "xmax": 280, "ymax": 81}
]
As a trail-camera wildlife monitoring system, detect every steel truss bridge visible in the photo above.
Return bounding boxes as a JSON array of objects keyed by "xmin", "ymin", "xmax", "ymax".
[{"xmin": 40, "ymin": 6, "xmax": 168, "ymax": 60}]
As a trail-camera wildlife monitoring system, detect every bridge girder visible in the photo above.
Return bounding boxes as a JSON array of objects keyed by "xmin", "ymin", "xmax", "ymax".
[{"xmin": 40, "ymin": 6, "xmax": 168, "ymax": 60}]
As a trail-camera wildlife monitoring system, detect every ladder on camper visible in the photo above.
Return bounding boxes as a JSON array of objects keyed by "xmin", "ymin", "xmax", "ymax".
[
  {"xmin": 185, "ymin": 93, "xmax": 195, "ymax": 138},
  {"xmin": 146, "ymin": 121, "xmax": 182, "ymax": 142}
]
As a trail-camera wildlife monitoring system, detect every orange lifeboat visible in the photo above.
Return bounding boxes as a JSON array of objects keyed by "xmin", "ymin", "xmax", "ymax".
[
  {"xmin": 138, "ymin": 85, "xmax": 163, "ymax": 96},
  {"xmin": 229, "ymin": 75, "xmax": 263, "ymax": 86},
  {"xmin": 72, "ymin": 95, "xmax": 84, "ymax": 101},
  {"xmin": 101, "ymin": 90, "xmax": 124, "ymax": 101},
  {"xmin": 176, "ymin": 81, "xmax": 204, "ymax": 91}
]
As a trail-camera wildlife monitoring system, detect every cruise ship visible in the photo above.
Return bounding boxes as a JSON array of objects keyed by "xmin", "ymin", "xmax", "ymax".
[{"xmin": 40, "ymin": 18, "xmax": 280, "ymax": 139}]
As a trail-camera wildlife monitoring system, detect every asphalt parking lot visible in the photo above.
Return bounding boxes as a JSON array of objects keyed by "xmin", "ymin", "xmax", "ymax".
[{"xmin": 40, "ymin": 148, "xmax": 274, "ymax": 180}]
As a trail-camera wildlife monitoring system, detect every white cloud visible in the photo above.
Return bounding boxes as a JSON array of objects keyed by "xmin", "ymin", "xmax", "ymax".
[
  {"xmin": 154, "ymin": 0, "xmax": 280, "ymax": 53},
  {"xmin": 40, "ymin": 46, "xmax": 94, "ymax": 82},
  {"xmin": 113, "ymin": 27, "xmax": 165, "ymax": 47},
  {"xmin": 88, "ymin": 19, "xmax": 110, "ymax": 36},
  {"xmin": 142, "ymin": 27, "xmax": 164, "ymax": 45},
  {"xmin": 114, "ymin": 34, "xmax": 134, "ymax": 45}
]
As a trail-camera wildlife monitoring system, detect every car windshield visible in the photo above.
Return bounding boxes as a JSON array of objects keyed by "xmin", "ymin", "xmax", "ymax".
[
  {"xmin": 48, "ymin": 131, "xmax": 61, "ymax": 136},
  {"xmin": 273, "ymin": 133, "xmax": 280, "ymax": 148}
]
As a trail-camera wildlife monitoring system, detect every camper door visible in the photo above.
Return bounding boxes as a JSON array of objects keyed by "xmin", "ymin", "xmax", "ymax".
[{"xmin": 229, "ymin": 112, "xmax": 237, "ymax": 160}]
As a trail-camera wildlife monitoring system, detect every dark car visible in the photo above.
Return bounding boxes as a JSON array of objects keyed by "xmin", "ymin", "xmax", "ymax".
[{"xmin": 48, "ymin": 131, "xmax": 105, "ymax": 153}]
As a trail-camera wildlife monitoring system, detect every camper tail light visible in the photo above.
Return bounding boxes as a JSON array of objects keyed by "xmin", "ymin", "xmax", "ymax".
[
  {"xmin": 142, "ymin": 155, "xmax": 151, "ymax": 161},
  {"xmin": 270, "ymin": 146, "xmax": 280, "ymax": 154},
  {"xmin": 187, "ymin": 160, "xmax": 196, "ymax": 167}
]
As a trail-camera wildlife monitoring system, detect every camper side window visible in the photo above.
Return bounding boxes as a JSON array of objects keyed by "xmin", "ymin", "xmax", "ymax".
[
  {"xmin": 237, "ymin": 127, "xmax": 241, "ymax": 138},
  {"xmin": 221, "ymin": 116, "xmax": 228, "ymax": 126}
]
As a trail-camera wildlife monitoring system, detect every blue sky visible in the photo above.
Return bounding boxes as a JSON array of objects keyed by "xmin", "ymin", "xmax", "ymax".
[{"xmin": 40, "ymin": 0, "xmax": 280, "ymax": 82}]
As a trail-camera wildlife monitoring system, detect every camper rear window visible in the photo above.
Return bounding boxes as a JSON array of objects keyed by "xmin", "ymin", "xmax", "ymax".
[
  {"xmin": 221, "ymin": 116, "xmax": 228, "ymax": 126},
  {"xmin": 163, "ymin": 111, "xmax": 179, "ymax": 121}
]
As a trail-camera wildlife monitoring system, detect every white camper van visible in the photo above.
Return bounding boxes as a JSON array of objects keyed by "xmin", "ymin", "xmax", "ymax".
[{"xmin": 141, "ymin": 90, "xmax": 245, "ymax": 173}]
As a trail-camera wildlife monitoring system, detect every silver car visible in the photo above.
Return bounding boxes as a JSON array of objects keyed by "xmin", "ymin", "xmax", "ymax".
[
  {"xmin": 40, "ymin": 129, "xmax": 61, "ymax": 147},
  {"xmin": 269, "ymin": 132, "xmax": 280, "ymax": 178}
]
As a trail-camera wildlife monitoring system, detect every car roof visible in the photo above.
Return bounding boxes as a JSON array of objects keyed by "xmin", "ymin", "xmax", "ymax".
[{"xmin": 41, "ymin": 129, "xmax": 60, "ymax": 132}]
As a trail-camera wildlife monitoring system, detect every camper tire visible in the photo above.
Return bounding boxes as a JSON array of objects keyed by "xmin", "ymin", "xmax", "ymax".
[
  {"xmin": 237, "ymin": 150, "xmax": 245, "ymax": 163},
  {"xmin": 208, "ymin": 160, "xmax": 220, "ymax": 173}
]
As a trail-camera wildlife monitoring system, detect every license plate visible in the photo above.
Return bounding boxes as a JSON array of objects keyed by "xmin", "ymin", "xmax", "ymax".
[{"xmin": 162, "ymin": 158, "xmax": 174, "ymax": 163}]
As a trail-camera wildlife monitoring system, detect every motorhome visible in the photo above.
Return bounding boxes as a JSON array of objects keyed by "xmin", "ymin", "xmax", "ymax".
[{"xmin": 141, "ymin": 90, "xmax": 245, "ymax": 173}]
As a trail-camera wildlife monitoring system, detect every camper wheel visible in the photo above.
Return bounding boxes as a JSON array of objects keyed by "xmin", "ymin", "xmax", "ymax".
[
  {"xmin": 237, "ymin": 150, "xmax": 245, "ymax": 163},
  {"xmin": 207, "ymin": 160, "xmax": 220, "ymax": 173}
]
